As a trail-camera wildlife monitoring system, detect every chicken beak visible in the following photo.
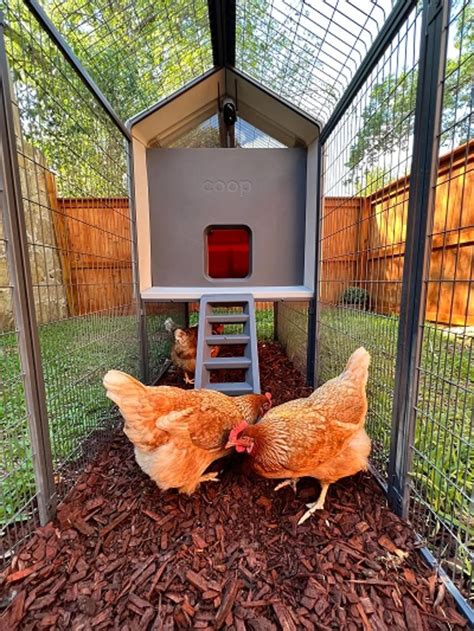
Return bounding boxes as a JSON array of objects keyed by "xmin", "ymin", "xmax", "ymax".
[{"xmin": 225, "ymin": 439, "xmax": 234, "ymax": 449}]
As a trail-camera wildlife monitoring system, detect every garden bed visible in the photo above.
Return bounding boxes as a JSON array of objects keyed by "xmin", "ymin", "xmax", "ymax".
[{"xmin": 0, "ymin": 343, "xmax": 468, "ymax": 629}]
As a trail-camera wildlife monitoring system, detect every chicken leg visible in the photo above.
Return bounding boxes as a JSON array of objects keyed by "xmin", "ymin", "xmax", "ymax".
[
  {"xmin": 297, "ymin": 482, "xmax": 330, "ymax": 525},
  {"xmin": 184, "ymin": 372, "xmax": 195, "ymax": 385},
  {"xmin": 274, "ymin": 478, "xmax": 299, "ymax": 493},
  {"xmin": 199, "ymin": 471, "xmax": 220, "ymax": 484}
]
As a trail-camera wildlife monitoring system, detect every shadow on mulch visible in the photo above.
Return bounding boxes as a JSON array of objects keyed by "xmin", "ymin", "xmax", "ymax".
[{"xmin": 0, "ymin": 343, "xmax": 468, "ymax": 630}]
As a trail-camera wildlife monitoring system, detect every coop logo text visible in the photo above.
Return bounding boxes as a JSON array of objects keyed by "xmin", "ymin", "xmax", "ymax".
[{"xmin": 202, "ymin": 179, "xmax": 252, "ymax": 197}]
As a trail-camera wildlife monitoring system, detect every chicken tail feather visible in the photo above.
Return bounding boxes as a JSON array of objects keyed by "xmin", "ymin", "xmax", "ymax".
[
  {"xmin": 343, "ymin": 347, "xmax": 370, "ymax": 387},
  {"xmin": 103, "ymin": 370, "xmax": 146, "ymax": 406}
]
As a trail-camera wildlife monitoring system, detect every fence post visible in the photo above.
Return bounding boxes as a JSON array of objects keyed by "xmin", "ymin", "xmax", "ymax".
[
  {"xmin": 0, "ymin": 17, "xmax": 56, "ymax": 525},
  {"xmin": 126, "ymin": 140, "xmax": 149, "ymax": 383},
  {"xmin": 388, "ymin": 0, "xmax": 449, "ymax": 518}
]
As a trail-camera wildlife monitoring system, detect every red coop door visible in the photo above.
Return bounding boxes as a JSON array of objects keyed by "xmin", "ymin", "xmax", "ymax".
[{"xmin": 206, "ymin": 226, "xmax": 251, "ymax": 279}]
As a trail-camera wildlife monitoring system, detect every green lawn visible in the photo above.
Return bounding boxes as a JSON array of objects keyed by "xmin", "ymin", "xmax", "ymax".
[
  {"xmin": 319, "ymin": 306, "xmax": 473, "ymax": 580},
  {"xmin": 0, "ymin": 315, "xmax": 144, "ymax": 525}
]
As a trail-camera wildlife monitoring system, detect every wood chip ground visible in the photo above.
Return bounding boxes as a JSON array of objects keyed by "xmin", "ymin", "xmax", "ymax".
[{"xmin": 0, "ymin": 342, "xmax": 468, "ymax": 629}]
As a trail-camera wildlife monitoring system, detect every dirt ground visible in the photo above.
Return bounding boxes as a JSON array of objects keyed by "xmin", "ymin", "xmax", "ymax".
[{"xmin": 0, "ymin": 343, "xmax": 468, "ymax": 629}]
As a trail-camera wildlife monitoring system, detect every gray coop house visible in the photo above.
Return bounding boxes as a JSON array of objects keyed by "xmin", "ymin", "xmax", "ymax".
[{"xmin": 130, "ymin": 68, "xmax": 320, "ymax": 391}]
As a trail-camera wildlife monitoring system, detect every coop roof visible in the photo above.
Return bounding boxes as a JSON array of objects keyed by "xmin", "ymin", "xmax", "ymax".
[{"xmin": 37, "ymin": 0, "xmax": 399, "ymax": 136}]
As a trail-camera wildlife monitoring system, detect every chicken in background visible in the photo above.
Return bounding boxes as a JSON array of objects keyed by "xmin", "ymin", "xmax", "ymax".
[
  {"xmin": 165, "ymin": 317, "xmax": 224, "ymax": 385},
  {"xmin": 103, "ymin": 370, "xmax": 272, "ymax": 494},
  {"xmin": 226, "ymin": 347, "xmax": 371, "ymax": 524}
]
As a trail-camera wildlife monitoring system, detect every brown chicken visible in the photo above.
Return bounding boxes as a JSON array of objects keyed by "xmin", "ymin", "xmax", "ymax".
[
  {"xmin": 165, "ymin": 317, "xmax": 223, "ymax": 384},
  {"xmin": 103, "ymin": 370, "xmax": 272, "ymax": 494},
  {"xmin": 225, "ymin": 347, "xmax": 371, "ymax": 524}
]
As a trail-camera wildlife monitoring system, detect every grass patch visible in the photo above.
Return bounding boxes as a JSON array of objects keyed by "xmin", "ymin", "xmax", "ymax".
[
  {"xmin": 319, "ymin": 306, "xmax": 473, "ymax": 581},
  {"xmin": 0, "ymin": 315, "xmax": 143, "ymax": 525}
]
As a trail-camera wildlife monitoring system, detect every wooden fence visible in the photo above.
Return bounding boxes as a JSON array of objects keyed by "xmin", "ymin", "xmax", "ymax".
[
  {"xmin": 47, "ymin": 174, "xmax": 134, "ymax": 316},
  {"xmin": 321, "ymin": 140, "xmax": 473, "ymax": 326},
  {"xmin": 46, "ymin": 141, "xmax": 472, "ymax": 325}
]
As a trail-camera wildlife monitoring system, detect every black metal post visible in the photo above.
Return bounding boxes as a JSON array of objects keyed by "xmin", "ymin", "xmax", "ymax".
[
  {"xmin": 126, "ymin": 141, "xmax": 148, "ymax": 384},
  {"xmin": 306, "ymin": 142, "xmax": 323, "ymax": 388},
  {"xmin": 0, "ymin": 17, "xmax": 56, "ymax": 524},
  {"xmin": 207, "ymin": 0, "xmax": 236, "ymax": 68},
  {"xmin": 24, "ymin": 0, "xmax": 130, "ymax": 140},
  {"xmin": 387, "ymin": 0, "xmax": 450, "ymax": 518}
]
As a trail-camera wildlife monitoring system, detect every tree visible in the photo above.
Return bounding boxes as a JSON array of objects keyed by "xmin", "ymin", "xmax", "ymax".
[
  {"xmin": 4, "ymin": 0, "xmax": 330, "ymax": 195},
  {"xmin": 345, "ymin": 1, "xmax": 473, "ymax": 194}
]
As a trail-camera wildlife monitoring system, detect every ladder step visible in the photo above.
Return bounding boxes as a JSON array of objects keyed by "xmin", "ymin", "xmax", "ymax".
[
  {"xmin": 206, "ymin": 334, "xmax": 250, "ymax": 345},
  {"xmin": 206, "ymin": 382, "xmax": 254, "ymax": 395},
  {"xmin": 208, "ymin": 314, "xmax": 250, "ymax": 324},
  {"xmin": 195, "ymin": 293, "xmax": 260, "ymax": 395},
  {"xmin": 204, "ymin": 357, "xmax": 252, "ymax": 370}
]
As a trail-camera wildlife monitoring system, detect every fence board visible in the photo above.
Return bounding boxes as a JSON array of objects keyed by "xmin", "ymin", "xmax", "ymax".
[
  {"xmin": 49, "ymin": 191, "xmax": 133, "ymax": 316},
  {"xmin": 321, "ymin": 140, "xmax": 474, "ymax": 325}
]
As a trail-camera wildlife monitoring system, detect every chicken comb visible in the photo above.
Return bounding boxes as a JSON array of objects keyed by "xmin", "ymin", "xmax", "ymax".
[
  {"xmin": 229, "ymin": 420, "xmax": 249, "ymax": 442},
  {"xmin": 265, "ymin": 392, "xmax": 272, "ymax": 402}
]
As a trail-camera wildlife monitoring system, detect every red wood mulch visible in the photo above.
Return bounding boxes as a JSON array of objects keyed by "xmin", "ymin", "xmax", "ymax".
[{"xmin": 0, "ymin": 342, "xmax": 468, "ymax": 630}]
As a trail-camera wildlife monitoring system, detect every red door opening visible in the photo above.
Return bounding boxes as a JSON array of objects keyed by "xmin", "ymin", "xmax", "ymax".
[{"xmin": 206, "ymin": 226, "xmax": 251, "ymax": 279}]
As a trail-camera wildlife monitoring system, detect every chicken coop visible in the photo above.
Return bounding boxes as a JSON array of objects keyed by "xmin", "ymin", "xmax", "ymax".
[{"xmin": 0, "ymin": 0, "xmax": 472, "ymax": 627}]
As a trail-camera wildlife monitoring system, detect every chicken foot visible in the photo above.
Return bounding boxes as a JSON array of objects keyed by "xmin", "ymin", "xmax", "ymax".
[
  {"xmin": 297, "ymin": 482, "xmax": 330, "ymax": 525},
  {"xmin": 274, "ymin": 478, "xmax": 299, "ymax": 493},
  {"xmin": 199, "ymin": 471, "xmax": 220, "ymax": 484},
  {"xmin": 183, "ymin": 372, "xmax": 195, "ymax": 385}
]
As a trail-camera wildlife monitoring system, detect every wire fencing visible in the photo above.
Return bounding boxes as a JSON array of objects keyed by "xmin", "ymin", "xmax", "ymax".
[
  {"xmin": 408, "ymin": 0, "xmax": 473, "ymax": 600},
  {"xmin": 317, "ymin": 0, "xmax": 472, "ymax": 606},
  {"xmin": 0, "ymin": 0, "xmax": 141, "ymax": 564},
  {"xmin": 318, "ymin": 3, "xmax": 423, "ymax": 477}
]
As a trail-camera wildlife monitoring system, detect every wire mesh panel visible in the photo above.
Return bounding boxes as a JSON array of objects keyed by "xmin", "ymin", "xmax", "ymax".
[
  {"xmin": 407, "ymin": 0, "xmax": 473, "ymax": 601},
  {"xmin": 318, "ymin": 4, "xmax": 423, "ymax": 477},
  {"xmin": 0, "ymin": 152, "xmax": 40, "ymax": 567},
  {"xmin": 42, "ymin": 0, "xmax": 213, "ymax": 121},
  {"xmin": 236, "ymin": 0, "xmax": 394, "ymax": 123},
  {"xmin": 276, "ymin": 302, "xmax": 309, "ymax": 376},
  {"xmin": 166, "ymin": 114, "xmax": 286, "ymax": 148},
  {"xmin": 145, "ymin": 302, "xmax": 187, "ymax": 383},
  {"xmin": 1, "ymin": 0, "xmax": 140, "ymax": 514}
]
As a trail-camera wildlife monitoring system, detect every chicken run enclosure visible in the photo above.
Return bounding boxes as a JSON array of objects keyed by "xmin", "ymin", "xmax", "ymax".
[{"xmin": 0, "ymin": 0, "xmax": 473, "ymax": 627}]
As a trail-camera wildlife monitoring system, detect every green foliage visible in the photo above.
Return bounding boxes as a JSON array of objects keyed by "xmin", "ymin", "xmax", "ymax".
[
  {"xmin": 340, "ymin": 287, "xmax": 370, "ymax": 310},
  {"xmin": 355, "ymin": 167, "xmax": 390, "ymax": 196},
  {"xmin": 346, "ymin": 70, "xmax": 418, "ymax": 174},
  {"xmin": 238, "ymin": 0, "xmax": 339, "ymax": 114},
  {"xmin": 169, "ymin": 124, "xmax": 221, "ymax": 148},
  {"xmin": 0, "ymin": 315, "xmax": 141, "ymax": 525},
  {"xmin": 345, "ymin": 3, "xmax": 472, "ymax": 193}
]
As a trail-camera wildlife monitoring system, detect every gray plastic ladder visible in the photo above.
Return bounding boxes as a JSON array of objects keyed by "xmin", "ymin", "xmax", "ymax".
[{"xmin": 195, "ymin": 294, "xmax": 260, "ymax": 395}]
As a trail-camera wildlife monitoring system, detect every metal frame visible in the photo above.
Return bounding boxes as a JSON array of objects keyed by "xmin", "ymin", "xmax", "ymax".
[
  {"xmin": 126, "ymin": 67, "xmax": 222, "ymax": 129},
  {"xmin": 24, "ymin": 0, "xmax": 130, "ymax": 140},
  {"xmin": 306, "ymin": 142, "xmax": 322, "ymax": 387},
  {"xmin": 0, "ymin": 15, "xmax": 56, "ymax": 525},
  {"xmin": 320, "ymin": 0, "xmax": 417, "ymax": 144},
  {"xmin": 207, "ymin": 0, "xmax": 236, "ymax": 67},
  {"xmin": 387, "ymin": 0, "xmax": 450, "ymax": 518},
  {"xmin": 126, "ymin": 142, "xmax": 148, "ymax": 384}
]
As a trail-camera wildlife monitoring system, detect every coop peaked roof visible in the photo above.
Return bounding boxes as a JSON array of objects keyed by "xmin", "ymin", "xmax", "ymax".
[
  {"xmin": 128, "ymin": 67, "xmax": 319, "ymax": 148},
  {"xmin": 34, "ymin": 0, "xmax": 399, "ymax": 135}
]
